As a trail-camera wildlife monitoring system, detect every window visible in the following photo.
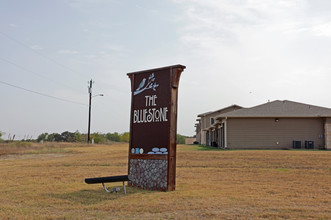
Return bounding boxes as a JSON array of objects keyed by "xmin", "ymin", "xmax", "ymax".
[{"xmin": 210, "ymin": 117, "xmax": 215, "ymax": 125}]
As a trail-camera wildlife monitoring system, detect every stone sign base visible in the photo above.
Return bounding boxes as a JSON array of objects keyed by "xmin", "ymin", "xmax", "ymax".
[{"xmin": 128, "ymin": 159, "xmax": 168, "ymax": 191}]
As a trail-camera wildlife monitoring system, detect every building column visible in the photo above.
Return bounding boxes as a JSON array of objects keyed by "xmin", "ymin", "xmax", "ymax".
[
  {"xmin": 224, "ymin": 119, "xmax": 228, "ymax": 148},
  {"xmin": 220, "ymin": 125, "xmax": 223, "ymax": 148},
  {"xmin": 218, "ymin": 126, "xmax": 221, "ymax": 148},
  {"xmin": 201, "ymin": 131, "xmax": 206, "ymax": 145},
  {"xmin": 325, "ymin": 118, "xmax": 331, "ymax": 150}
]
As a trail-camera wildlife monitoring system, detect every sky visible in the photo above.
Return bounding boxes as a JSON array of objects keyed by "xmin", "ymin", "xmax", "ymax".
[{"xmin": 1, "ymin": 0, "xmax": 331, "ymax": 140}]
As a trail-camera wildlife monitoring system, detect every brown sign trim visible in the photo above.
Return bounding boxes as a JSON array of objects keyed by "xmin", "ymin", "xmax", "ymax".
[
  {"xmin": 129, "ymin": 154, "xmax": 168, "ymax": 160},
  {"xmin": 127, "ymin": 64, "xmax": 186, "ymax": 191}
]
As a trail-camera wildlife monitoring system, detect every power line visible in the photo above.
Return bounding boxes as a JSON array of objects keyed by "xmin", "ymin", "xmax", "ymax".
[
  {"xmin": 0, "ymin": 80, "xmax": 87, "ymax": 106},
  {"xmin": 0, "ymin": 31, "xmax": 91, "ymax": 79},
  {"xmin": 0, "ymin": 56, "xmax": 80, "ymax": 92}
]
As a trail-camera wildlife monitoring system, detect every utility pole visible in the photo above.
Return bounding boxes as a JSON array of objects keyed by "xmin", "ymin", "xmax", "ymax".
[
  {"xmin": 87, "ymin": 79, "xmax": 93, "ymax": 144},
  {"xmin": 87, "ymin": 79, "xmax": 103, "ymax": 144}
]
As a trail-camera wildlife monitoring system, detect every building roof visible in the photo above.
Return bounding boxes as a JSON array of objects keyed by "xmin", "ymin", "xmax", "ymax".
[
  {"xmin": 197, "ymin": 105, "xmax": 242, "ymax": 117},
  {"xmin": 197, "ymin": 111, "xmax": 213, "ymax": 117},
  {"xmin": 216, "ymin": 100, "xmax": 331, "ymax": 119}
]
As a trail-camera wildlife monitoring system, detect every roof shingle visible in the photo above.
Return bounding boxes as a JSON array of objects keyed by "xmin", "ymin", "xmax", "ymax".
[{"xmin": 215, "ymin": 100, "xmax": 331, "ymax": 119}]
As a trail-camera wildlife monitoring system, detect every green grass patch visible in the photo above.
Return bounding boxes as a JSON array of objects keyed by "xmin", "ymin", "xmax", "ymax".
[
  {"xmin": 180, "ymin": 144, "xmax": 224, "ymax": 151},
  {"xmin": 276, "ymin": 168, "xmax": 290, "ymax": 172}
]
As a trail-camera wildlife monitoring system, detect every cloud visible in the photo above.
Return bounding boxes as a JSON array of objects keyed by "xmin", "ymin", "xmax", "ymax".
[
  {"xmin": 172, "ymin": 0, "xmax": 331, "ymax": 112},
  {"xmin": 175, "ymin": 0, "xmax": 331, "ymax": 65},
  {"xmin": 312, "ymin": 21, "xmax": 331, "ymax": 37},
  {"xmin": 176, "ymin": 0, "xmax": 307, "ymax": 45},
  {"xmin": 85, "ymin": 54, "xmax": 97, "ymax": 59},
  {"xmin": 106, "ymin": 44, "xmax": 124, "ymax": 52},
  {"xmin": 58, "ymin": 49, "xmax": 79, "ymax": 54},
  {"xmin": 282, "ymin": 20, "xmax": 331, "ymax": 38},
  {"xmin": 30, "ymin": 45, "xmax": 43, "ymax": 50},
  {"xmin": 8, "ymin": 23, "xmax": 17, "ymax": 28}
]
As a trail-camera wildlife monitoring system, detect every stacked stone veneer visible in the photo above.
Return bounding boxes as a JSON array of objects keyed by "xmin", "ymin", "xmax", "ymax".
[
  {"xmin": 129, "ymin": 159, "xmax": 168, "ymax": 191},
  {"xmin": 325, "ymin": 118, "xmax": 331, "ymax": 150}
]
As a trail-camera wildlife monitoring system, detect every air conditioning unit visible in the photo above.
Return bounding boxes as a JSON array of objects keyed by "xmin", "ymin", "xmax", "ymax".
[
  {"xmin": 292, "ymin": 140, "xmax": 301, "ymax": 149},
  {"xmin": 305, "ymin": 141, "xmax": 314, "ymax": 149}
]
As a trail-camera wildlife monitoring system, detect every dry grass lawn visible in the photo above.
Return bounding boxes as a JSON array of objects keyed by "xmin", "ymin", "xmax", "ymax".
[{"xmin": 0, "ymin": 142, "xmax": 330, "ymax": 219}]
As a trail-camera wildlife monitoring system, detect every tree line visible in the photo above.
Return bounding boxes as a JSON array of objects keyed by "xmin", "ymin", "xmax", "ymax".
[
  {"xmin": 36, "ymin": 131, "xmax": 188, "ymax": 144},
  {"xmin": 36, "ymin": 131, "xmax": 130, "ymax": 144}
]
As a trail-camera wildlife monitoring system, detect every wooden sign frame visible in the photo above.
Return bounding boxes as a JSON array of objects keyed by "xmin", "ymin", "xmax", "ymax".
[{"xmin": 127, "ymin": 64, "xmax": 185, "ymax": 191}]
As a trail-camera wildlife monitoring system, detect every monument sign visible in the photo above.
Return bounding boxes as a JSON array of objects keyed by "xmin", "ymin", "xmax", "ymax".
[{"xmin": 127, "ymin": 64, "xmax": 186, "ymax": 191}]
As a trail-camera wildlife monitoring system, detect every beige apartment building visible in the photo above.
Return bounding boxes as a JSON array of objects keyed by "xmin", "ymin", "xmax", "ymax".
[
  {"xmin": 195, "ymin": 100, "xmax": 331, "ymax": 150},
  {"xmin": 195, "ymin": 105, "xmax": 242, "ymax": 146}
]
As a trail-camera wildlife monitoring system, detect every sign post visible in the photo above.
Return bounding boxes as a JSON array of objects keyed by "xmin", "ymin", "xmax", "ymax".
[{"xmin": 127, "ymin": 64, "xmax": 186, "ymax": 191}]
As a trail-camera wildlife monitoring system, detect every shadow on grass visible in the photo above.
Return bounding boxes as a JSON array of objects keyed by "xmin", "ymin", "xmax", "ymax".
[
  {"xmin": 179, "ymin": 144, "xmax": 224, "ymax": 151},
  {"xmin": 49, "ymin": 186, "xmax": 154, "ymax": 205},
  {"xmin": 185, "ymin": 144, "xmax": 327, "ymax": 151},
  {"xmin": 196, "ymin": 145, "xmax": 225, "ymax": 151},
  {"xmin": 190, "ymin": 145, "xmax": 291, "ymax": 151}
]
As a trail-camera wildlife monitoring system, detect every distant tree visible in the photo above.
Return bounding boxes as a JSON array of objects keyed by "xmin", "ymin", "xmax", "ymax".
[
  {"xmin": 91, "ymin": 132, "xmax": 106, "ymax": 144},
  {"xmin": 36, "ymin": 131, "xmax": 132, "ymax": 144},
  {"xmin": 119, "ymin": 132, "xmax": 130, "ymax": 142},
  {"xmin": 177, "ymin": 134, "xmax": 187, "ymax": 144},
  {"xmin": 73, "ymin": 130, "xmax": 83, "ymax": 142},
  {"xmin": 80, "ymin": 133, "xmax": 88, "ymax": 143},
  {"xmin": 61, "ymin": 131, "xmax": 76, "ymax": 142},
  {"xmin": 53, "ymin": 133, "xmax": 63, "ymax": 142},
  {"xmin": 0, "ymin": 131, "xmax": 4, "ymax": 142},
  {"xmin": 37, "ymin": 133, "xmax": 48, "ymax": 142},
  {"xmin": 105, "ymin": 132, "xmax": 120, "ymax": 142},
  {"xmin": 47, "ymin": 133, "xmax": 55, "ymax": 142}
]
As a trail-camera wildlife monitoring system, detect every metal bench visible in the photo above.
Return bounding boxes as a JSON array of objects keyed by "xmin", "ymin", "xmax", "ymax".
[{"xmin": 85, "ymin": 175, "xmax": 130, "ymax": 194}]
